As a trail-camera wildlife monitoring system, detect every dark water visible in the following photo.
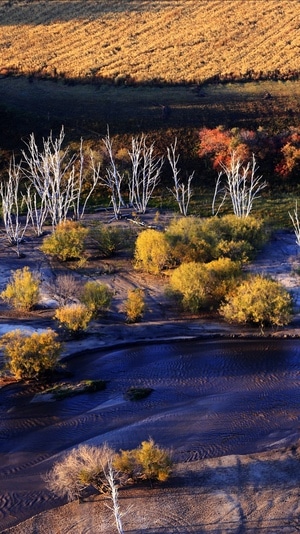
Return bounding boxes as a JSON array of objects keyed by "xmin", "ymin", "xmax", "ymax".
[{"xmin": 0, "ymin": 338, "xmax": 299, "ymax": 529}]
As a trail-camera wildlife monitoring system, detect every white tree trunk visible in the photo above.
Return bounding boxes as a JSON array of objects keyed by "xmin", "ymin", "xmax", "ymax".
[
  {"xmin": 289, "ymin": 201, "xmax": 300, "ymax": 246},
  {"xmin": 212, "ymin": 152, "xmax": 267, "ymax": 218},
  {"xmin": 21, "ymin": 126, "xmax": 99, "ymax": 229},
  {"xmin": 0, "ymin": 157, "xmax": 30, "ymax": 256},
  {"xmin": 167, "ymin": 137, "xmax": 194, "ymax": 216},
  {"xmin": 128, "ymin": 134, "xmax": 164, "ymax": 213},
  {"xmin": 91, "ymin": 130, "xmax": 125, "ymax": 219}
]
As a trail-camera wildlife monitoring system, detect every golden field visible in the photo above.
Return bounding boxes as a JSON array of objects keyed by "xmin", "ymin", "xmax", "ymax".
[{"xmin": 0, "ymin": 0, "xmax": 299, "ymax": 84}]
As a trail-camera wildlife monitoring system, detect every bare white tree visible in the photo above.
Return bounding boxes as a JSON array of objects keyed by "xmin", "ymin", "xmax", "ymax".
[
  {"xmin": 128, "ymin": 134, "xmax": 164, "ymax": 213},
  {"xmin": 22, "ymin": 185, "xmax": 49, "ymax": 236},
  {"xmin": 289, "ymin": 201, "xmax": 300, "ymax": 246},
  {"xmin": 73, "ymin": 138, "xmax": 100, "ymax": 221},
  {"xmin": 167, "ymin": 137, "xmax": 194, "ymax": 216},
  {"xmin": 212, "ymin": 152, "xmax": 267, "ymax": 218},
  {"xmin": 21, "ymin": 127, "xmax": 99, "ymax": 229},
  {"xmin": 0, "ymin": 156, "xmax": 30, "ymax": 256},
  {"xmin": 90, "ymin": 130, "xmax": 125, "ymax": 219},
  {"xmin": 105, "ymin": 462, "xmax": 126, "ymax": 534}
]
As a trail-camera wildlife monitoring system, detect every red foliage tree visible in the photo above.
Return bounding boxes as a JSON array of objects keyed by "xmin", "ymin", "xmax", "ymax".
[
  {"xmin": 275, "ymin": 128, "xmax": 300, "ymax": 178},
  {"xmin": 199, "ymin": 127, "xmax": 253, "ymax": 169}
]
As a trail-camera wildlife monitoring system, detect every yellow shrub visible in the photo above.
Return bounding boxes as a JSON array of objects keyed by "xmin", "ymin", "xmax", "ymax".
[
  {"xmin": 80, "ymin": 281, "xmax": 112, "ymax": 316},
  {"xmin": 134, "ymin": 229, "xmax": 170, "ymax": 274},
  {"xmin": 0, "ymin": 328, "xmax": 62, "ymax": 379},
  {"xmin": 220, "ymin": 274, "xmax": 293, "ymax": 328},
  {"xmin": 124, "ymin": 288, "xmax": 145, "ymax": 323},
  {"xmin": 0, "ymin": 266, "xmax": 40, "ymax": 311},
  {"xmin": 55, "ymin": 303, "xmax": 93, "ymax": 332},
  {"xmin": 41, "ymin": 220, "xmax": 89, "ymax": 262}
]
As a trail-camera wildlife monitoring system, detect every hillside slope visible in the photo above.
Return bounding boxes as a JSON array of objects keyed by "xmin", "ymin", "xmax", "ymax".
[{"xmin": 0, "ymin": 0, "xmax": 299, "ymax": 83}]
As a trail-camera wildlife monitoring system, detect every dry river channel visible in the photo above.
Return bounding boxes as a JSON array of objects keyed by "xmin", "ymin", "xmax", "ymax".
[{"xmin": 0, "ymin": 337, "xmax": 299, "ymax": 530}]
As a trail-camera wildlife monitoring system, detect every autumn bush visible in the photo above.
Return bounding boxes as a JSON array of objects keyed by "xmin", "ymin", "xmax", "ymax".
[
  {"xmin": 45, "ymin": 439, "xmax": 172, "ymax": 503},
  {"xmin": 0, "ymin": 328, "xmax": 62, "ymax": 380},
  {"xmin": 124, "ymin": 288, "xmax": 145, "ymax": 323},
  {"xmin": 80, "ymin": 281, "xmax": 113, "ymax": 317},
  {"xmin": 219, "ymin": 274, "xmax": 293, "ymax": 329},
  {"xmin": 134, "ymin": 228, "xmax": 170, "ymax": 274},
  {"xmin": 40, "ymin": 220, "xmax": 89, "ymax": 262},
  {"xmin": 165, "ymin": 216, "xmax": 213, "ymax": 264},
  {"xmin": 55, "ymin": 303, "xmax": 93, "ymax": 333},
  {"xmin": 166, "ymin": 215, "xmax": 266, "ymax": 265},
  {"xmin": 0, "ymin": 266, "xmax": 40, "ymax": 311},
  {"xmin": 202, "ymin": 214, "xmax": 267, "ymax": 261},
  {"xmin": 169, "ymin": 258, "xmax": 241, "ymax": 313},
  {"xmin": 45, "ymin": 444, "xmax": 116, "ymax": 501},
  {"xmin": 113, "ymin": 438, "xmax": 173, "ymax": 484}
]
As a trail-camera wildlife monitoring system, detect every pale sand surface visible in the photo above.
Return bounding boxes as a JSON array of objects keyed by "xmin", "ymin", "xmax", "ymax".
[
  {"xmin": 1, "ymin": 220, "xmax": 300, "ymax": 533},
  {"xmin": 3, "ymin": 447, "xmax": 300, "ymax": 534}
]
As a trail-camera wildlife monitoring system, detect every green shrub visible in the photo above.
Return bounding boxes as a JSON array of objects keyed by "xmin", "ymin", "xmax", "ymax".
[
  {"xmin": 219, "ymin": 274, "xmax": 293, "ymax": 328},
  {"xmin": 41, "ymin": 220, "xmax": 89, "ymax": 262},
  {"xmin": 80, "ymin": 281, "xmax": 113, "ymax": 316},
  {"xmin": 0, "ymin": 328, "xmax": 62, "ymax": 380},
  {"xmin": 205, "ymin": 257, "xmax": 242, "ymax": 306},
  {"xmin": 124, "ymin": 288, "xmax": 145, "ymax": 322},
  {"xmin": 89, "ymin": 222, "xmax": 133, "ymax": 257},
  {"xmin": 134, "ymin": 229, "xmax": 170, "ymax": 273},
  {"xmin": 0, "ymin": 266, "xmax": 40, "ymax": 311},
  {"xmin": 55, "ymin": 303, "xmax": 93, "ymax": 332}
]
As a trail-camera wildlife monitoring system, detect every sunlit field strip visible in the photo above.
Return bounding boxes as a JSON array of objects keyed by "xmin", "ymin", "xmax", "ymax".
[{"xmin": 0, "ymin": 0, "xmax": 299, "ymax": 83}]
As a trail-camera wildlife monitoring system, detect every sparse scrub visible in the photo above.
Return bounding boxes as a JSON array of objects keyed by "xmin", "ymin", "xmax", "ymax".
[
  {"xmin": 44, "ymin": 274, "xmax": 80, "ymax": 306},
  {"xmin": 45, "ymin": 444, "xmax": 116, "ymax": 501},
  {"xmin": 41, "ymin": 221, "xmax": 89, "ymax": 262},
  {"xmin": 88, "ymin": 223, "xmax": 131, "ymax": 257},
  {"xmin": 0, "ymin": 266, "xmax": 40, "ymax": 311},
  {"xmin": 41, "ymin": 379, "xmax": 106, "ymax": 400},
  {"xmin": 0, "ymin": 328, "xmax": 62, "ymax": 380}
]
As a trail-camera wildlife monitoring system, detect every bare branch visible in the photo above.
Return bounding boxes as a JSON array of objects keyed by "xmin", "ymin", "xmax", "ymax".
[
  {"xmin": 213, "ymin": 152, "xmax": 267, "ymax": 218},
  {"xmin": 128, "ymin": 134, "xmax": 164, "ymax": 213},
  {"xmin": 167, "ymin": 137, "xmax": 194, "ymax": 216},
  {"xmin": 0, "ymin": 156, "xmax": 30, "ymax": 256},
  {"xmin": 289, "ymin": 201, "xmax": 300, "ymax": 246}
]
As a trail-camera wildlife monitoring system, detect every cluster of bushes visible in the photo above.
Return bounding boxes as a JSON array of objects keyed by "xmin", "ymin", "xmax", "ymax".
[
  {"xmin": 41, "ymin": 220, "xmax": 133, "ymax": 263},
  {"xmin": 45, "ymin": 438, "xmax": 172, "ymax": 502},
  {"xmin": 134, "ymin": 214, "xmax": 293, "ymax": 329},
  {"xmin": 0, "ymin": 265, "xmax": 114, "ymax": 335}
]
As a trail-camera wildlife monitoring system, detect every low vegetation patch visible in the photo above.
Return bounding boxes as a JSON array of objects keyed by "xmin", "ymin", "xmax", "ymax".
[
  {"xmin": 38, "ymin": 379, "xmax": 107, "ymax": 400},
  {"xmin": 125, "ymin": 386, "xmax": 153, "ymax": 401}
]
